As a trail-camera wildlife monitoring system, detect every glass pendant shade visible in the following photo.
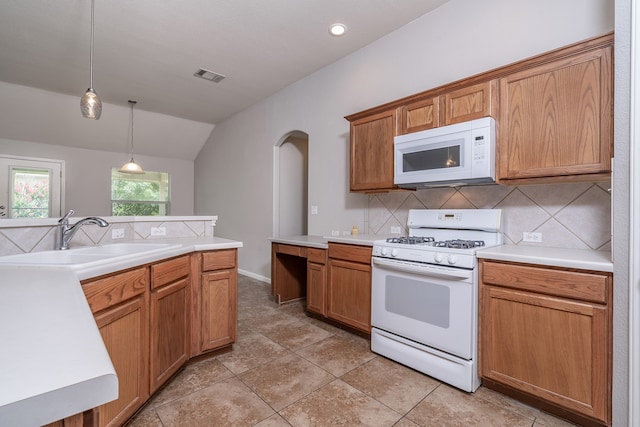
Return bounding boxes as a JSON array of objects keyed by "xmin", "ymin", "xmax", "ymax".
[
  {"xmin": 80, "ymin": 88, "xmax": 102, "ymax": 119},
  {"xmin": 119, "ymin": 100, "xmax": 144, "ymax": 174},
  {"xmin": 81, "ymin": 0, "xmax": 101, "ymax": 119},
  {"xmin": 119, "ymin": 159, "xmax": 144, "ymax": 174}
]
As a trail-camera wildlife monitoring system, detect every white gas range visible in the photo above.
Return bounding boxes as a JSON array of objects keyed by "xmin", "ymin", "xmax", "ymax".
[{"xmin": 370, "ymin": 209, "xmax": 502, "ymax": 392}]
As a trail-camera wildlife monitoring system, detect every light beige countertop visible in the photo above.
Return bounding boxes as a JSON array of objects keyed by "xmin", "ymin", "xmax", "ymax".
[
  {"xmin": 477, "ymin": 245, "xmax": 613, "ymax": 273},
  {"xmin": 270, "ymin": 234, "xmax": 387, "ymax": 248},
  {"xmin": 0, "ymin": 236, "xmax": 243, "ymax": 425}
]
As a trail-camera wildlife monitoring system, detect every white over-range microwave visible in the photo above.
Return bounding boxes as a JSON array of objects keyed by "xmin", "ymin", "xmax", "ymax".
[{"xmin": 394, "ymin": 117, "xmax": 496, "ymax": 188}]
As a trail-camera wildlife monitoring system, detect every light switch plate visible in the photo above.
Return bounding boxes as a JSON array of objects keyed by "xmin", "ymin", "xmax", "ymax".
[
  {"xmin": 522, "ymin": 232, "xmax": 542, "ymax": 242},
  {"xmin": 311, "ymin": 205, "xmax": 318, "ymax": 215},
  {"xmin": 390, "ymin": 226, "xmax": 402, "ymax": 234}
]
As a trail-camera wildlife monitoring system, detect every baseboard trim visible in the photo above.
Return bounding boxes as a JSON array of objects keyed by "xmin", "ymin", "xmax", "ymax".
[{"xmin": 238, "ymin": 269, "xmax": 270, "ymax": 284}]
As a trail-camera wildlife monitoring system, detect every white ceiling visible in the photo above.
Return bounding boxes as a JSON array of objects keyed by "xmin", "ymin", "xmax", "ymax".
[{"xmin": 0, "ymin": 0, "xmax": 448, "ymax": 126}]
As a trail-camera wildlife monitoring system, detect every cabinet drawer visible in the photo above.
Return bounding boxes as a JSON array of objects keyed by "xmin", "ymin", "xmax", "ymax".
[
  {"xmin": 202, "ymin": 249, "xmax": 237, "ymax": 272},
  {"xmin": 307, "ymin": 248, "xmax": 327, "ymax": 264},
  {"xmin": 82, "ymin": 267, "xmax": 148, "ymax": 313},
  {"xmin": 328, "ymin": 243, "xmax": 372, "ymax": 264},
  {"xmin": 274, "ymin": 243, "xmax": 307, "ymax": 258},
  {"xmin": 151, "ymin": 255, "xmax": 190, "ymax": 289},
  {"xmin": 481, "ymin": 260, "xmax": 610, "ymax": 304}
]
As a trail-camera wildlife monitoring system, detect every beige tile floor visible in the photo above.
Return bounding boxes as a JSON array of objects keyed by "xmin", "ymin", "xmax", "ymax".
[{"xmin": 126, "ymin": 275, "xmax": 577, "ymax": 427}]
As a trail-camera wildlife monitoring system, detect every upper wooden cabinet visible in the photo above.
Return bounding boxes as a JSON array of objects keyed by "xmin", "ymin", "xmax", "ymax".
[
  {"xmin": 346, "ymin": 32, "xmax": 613, "ymax": 192},
  {"xmin": 348, "ymin": 109, "xmax": 397, "ymax": 192},
  {"xmin": 498, "ymin": 43, "xmax": 613, "ymax": 184},
  {"xmin": 442, "ymin": 80, "xmax": 497, "ymax": 126}
]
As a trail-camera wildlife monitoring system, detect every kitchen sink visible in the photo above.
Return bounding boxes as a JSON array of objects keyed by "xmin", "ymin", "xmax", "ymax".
[{"xmin": 0, "ymin": 243, "xmax": 181, "ymax": 268}]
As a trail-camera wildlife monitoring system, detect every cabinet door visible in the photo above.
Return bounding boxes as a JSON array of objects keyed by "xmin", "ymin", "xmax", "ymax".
[
  {"xmin": 200, "ymin": 269, "xmax": 237, "ymax": 352},
  {"xmin": 150, "ymin": 278, "xmax": 190, "ymax": 394},
  {"xmin": 93, "ymin": 296, "xmax": 149, "ymax": 427},
  {"xmin": 442, "ymin": 80, "xmax": 496, "ymax": 125},
  {"xmin": 480, "ymin": 286, "xmax": 608, "ymax": 424},
  {"xmin": 306, "ymin": 261, "xmax": 326, "ymax": 316},
  {"xmin": 327, "ymin": 259, "xmax": 371, "ymax": 333},
  {"xmin": 349, "ymin": 109, "xmax": 397, "ymax": 192},
  {"xmin": 399, "ymin": 97, "xmax": 439, "ymax": 134},
  {"xmin": 498, "ymin": 47, "xmax": 612, "ymax": 182}
]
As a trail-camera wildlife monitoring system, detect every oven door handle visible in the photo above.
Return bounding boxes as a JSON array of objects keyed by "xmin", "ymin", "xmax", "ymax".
[{"xmin": 372, "ymin": 257, "xmax": 472, "ymax": 280}]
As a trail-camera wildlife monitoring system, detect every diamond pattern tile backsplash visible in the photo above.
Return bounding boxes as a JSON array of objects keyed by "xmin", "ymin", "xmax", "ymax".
[{"xmin": 367, "ymin": 182, "xmax": 611, "ymax": 251}]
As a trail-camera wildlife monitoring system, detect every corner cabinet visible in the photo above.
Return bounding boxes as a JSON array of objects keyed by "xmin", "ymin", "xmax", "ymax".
[
  {"xmin": 497, "ymin": 37, "xmax": 613, "ymax": 184},
  {"xmin": 191, "ymin": 249, "xmax": 238, "ymax": 356},
  {"xmin": 479, "ymin": 259, "xmax": 612, "ymax": 426},
  {"xmin": 347, "ymin": 109, "xmax": 397, "ymax": 192},
  {"xmin": 327, "ymin": 243, "xmax": 372, "ymax": 333}
]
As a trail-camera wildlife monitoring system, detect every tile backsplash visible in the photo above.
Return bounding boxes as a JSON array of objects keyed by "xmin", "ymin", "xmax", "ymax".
[
  {"xmin": 367, "ymin": 182, "xmax": 611, "ymax": 251},
  {"xmin": 0, "ymin": 216, "xmax": 217, "ymax": 256}
]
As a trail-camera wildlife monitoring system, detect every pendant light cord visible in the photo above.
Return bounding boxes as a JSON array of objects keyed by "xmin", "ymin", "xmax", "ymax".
[
  {"xmin": 89, "ymin": 0, "xmax": 95, "ymax": 89},
  {"xmin": 129, "ymin": 100, "xmax": 137, "ymax": 160}
]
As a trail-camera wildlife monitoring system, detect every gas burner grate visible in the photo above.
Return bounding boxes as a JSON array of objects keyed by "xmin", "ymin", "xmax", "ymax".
[
  {"xmin": 434, "ymin": 239, "xmax": 486, "ymax": 249},
  {"xmin": 386, "ymin": 236, "xmax": 435, "ymax": 245}
]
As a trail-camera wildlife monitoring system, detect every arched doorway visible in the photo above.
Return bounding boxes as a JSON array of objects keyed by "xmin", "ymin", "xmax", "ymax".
[{"xmin": 273, "ymin": 131, "xmax": 309, "ymax": 237}]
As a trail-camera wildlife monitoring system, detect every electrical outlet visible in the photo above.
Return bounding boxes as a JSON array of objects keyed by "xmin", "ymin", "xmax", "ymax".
[
  {"xmin": 151, "ymin": 226, "xmax": 166, "ymax": 236},
  {"xmin": 311, "ymin": 205, "xmax": 318, "ymax": 215},
  {"xmin": 111, "ymin": 228, "xmax": 125, "ymax": 239},
  {"xmin": 522, "ymin": 232, "xmax": 542, "ymax": 242},
  {"xmin": 342, "ymin": 231, "xmax": 350, "ymax": 236},
  {"xmin": 390, "ymin": 226, "xmax": 402, "ymax": 234},
  {"xmin": 331, "ymin": 230, "xmax": 340, "ymax": 236}
]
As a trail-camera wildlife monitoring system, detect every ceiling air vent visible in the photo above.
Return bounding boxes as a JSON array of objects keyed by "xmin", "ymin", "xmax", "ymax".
[{"xmin": 194, "ymin": 68, "xmax": 226, "ymax": 83}]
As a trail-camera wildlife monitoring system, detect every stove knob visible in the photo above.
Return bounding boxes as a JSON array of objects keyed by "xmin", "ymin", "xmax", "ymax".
[
  {"xmin": 391, "ymin": 248, "xmax": 399, "ymax": 258},
  {"xmin": 434, "ymin": 253, "xmax": 443, "ymax": 263},
  {"xmin": 381, "ymin": 247, "xmax": 390, "ymax": 257},
  {"xmin": 447, "ymin": 254, "xmax": 457, "ymax": 265}
]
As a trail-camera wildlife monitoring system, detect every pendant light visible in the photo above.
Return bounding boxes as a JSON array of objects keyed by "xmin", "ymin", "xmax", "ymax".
[
  {"xmin": 80, "ymin": 0, "xmax": 102, "ymax": 119},
  {"xmin": 119, "ymin": 101, "xmax": 145, "ymax": 174}
]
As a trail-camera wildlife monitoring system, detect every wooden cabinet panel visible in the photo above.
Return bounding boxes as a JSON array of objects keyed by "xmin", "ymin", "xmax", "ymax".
[
  {"xmin": 327, "ymin": 258, "xmax": 371, "ymax": 333},
  {"xmin": 349, "ymin": 109, "xmax": 397, "ymax": 192},
  {"xmin": 150, "ymin": 277, "xmax": 190, "ymax": 394},
  {"xmin": 93, "ymin": 296, "xmax": 149, "ymax": 427},
  {"xmin": 307, "ymin": 248, "xmax": 326, "ymax": 264},
  {"xmin": 498, "ymin": 46, "xmax": 612, "ymax": 183},
  {"xmin": 443, "ymin": 80, "xmax": 496, "ymax": 125},
  {"xmin": 202, "ymin": 249, "xmax": 237, "ymax": 271},
  {"xmin": 399, "ymin": 97, "xmax": 439, "ymax": 134},
  {"xmin": 200, "ymin": 269, "xmax": 237, "ymax": 352},
  {"xmin": 479, "ymin": 259, "xmax": 611, "ymax": 425},
  {"xmin": 306, "ymin": 261, "xmax": 326, "ymax": 316},
  {"xmin": 82, "ymin": 267, "xmax": 147, "ymax": 313},
  {"xmin": 328, "ymin": 243, "xmax": 372, "ymax": 264},
  {"xmin": 151, "ymin": 255, "xmax": 190, "ymax": 289}
]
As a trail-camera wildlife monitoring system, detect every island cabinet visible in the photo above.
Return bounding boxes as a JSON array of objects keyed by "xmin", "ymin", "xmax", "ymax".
[
  {"xmin": 497, "ymin": 38, "xmax": 613, "ymax": 184},
  {"xmin": 190, "ymin": 249, "xmax": 238, "ymax": 356},
  {"xmin": 479, "ymin": 259, "xmax": 612, "ymax": 426},
  {"xmin": 149, "ymin": 255, "xmax": 191, "ymax": 394},
  {"xmin": 81, "ymin": 267, "xmax": 150, "ymax": 427},
  {"xmin": 326, "ymin": 243, "xmax": 372, "ymax": 333},
  {"xmin": 347, "ymin": 108, "xmax": 398, "ymax": 192},
  {"xmin": 306, "ymin": 248, "xmax": 327, "ymax": 316}
]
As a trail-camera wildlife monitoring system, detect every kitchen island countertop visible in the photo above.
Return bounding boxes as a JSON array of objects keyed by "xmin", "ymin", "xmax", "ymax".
[{"xmin": 477, "ymin": 245, "xmax": 613, "ymax": 273}]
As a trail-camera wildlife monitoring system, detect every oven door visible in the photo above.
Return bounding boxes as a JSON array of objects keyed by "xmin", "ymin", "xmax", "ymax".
[{"xmin": 371, "ymin": 256, "xmax": 476, "ymax": 360}]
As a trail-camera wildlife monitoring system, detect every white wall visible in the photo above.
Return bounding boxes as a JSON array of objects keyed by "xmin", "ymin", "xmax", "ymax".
[
  {"xmin": 194, "ymin": 0, "xmax": 614, "ymax": 280},
  {"xmin": 0, "ymin": 138, "xmax": 195, "ymax": 217}
]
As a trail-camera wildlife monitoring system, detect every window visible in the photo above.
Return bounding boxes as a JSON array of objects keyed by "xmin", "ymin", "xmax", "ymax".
[
  {"xmin": 0, "ymin": 155, "xmax": 63, "ymax": 218},
  {"xmin": 111, "ymin": 169, "xmax": 170, "ymax": 216}
]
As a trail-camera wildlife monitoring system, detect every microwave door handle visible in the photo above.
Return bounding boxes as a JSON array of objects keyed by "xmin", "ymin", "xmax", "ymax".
[{"xmin": 372, "ymin": 257, "xmax": 471, "ymax": 280}]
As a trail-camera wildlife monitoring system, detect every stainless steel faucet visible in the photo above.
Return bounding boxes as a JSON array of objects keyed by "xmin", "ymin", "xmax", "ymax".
[{"xmin": 55, "ymin": 209, "xmax": 109, "ymax": 250}]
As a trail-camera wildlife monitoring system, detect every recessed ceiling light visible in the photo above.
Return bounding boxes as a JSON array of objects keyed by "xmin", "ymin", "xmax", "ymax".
[{"xmin": 329, "ymin": 23, "xmax": 347, "ymax": 37}]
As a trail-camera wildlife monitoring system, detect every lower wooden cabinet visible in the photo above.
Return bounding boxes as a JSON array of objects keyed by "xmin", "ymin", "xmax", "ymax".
[
  {"xmin": 191, "ymin": 249, "xmax": 238, "ymax": 356},
  {"xmin": 149, "ymin": 255, "xmax": 191, "ymax": 394},
  {"xmin": 479, "ymin": 259, "xmax": 612, "ymax": 426},
  {"xmin": 306, "ymin": 248, "xmax": 327, "ymax": 316},
  {"xmin": 82, "ymin": 267, "xmax": 149, "ymax": 427},
  {"xmin": 326, "ymin": 243, "xmax": 372, "ymax": 333}
]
